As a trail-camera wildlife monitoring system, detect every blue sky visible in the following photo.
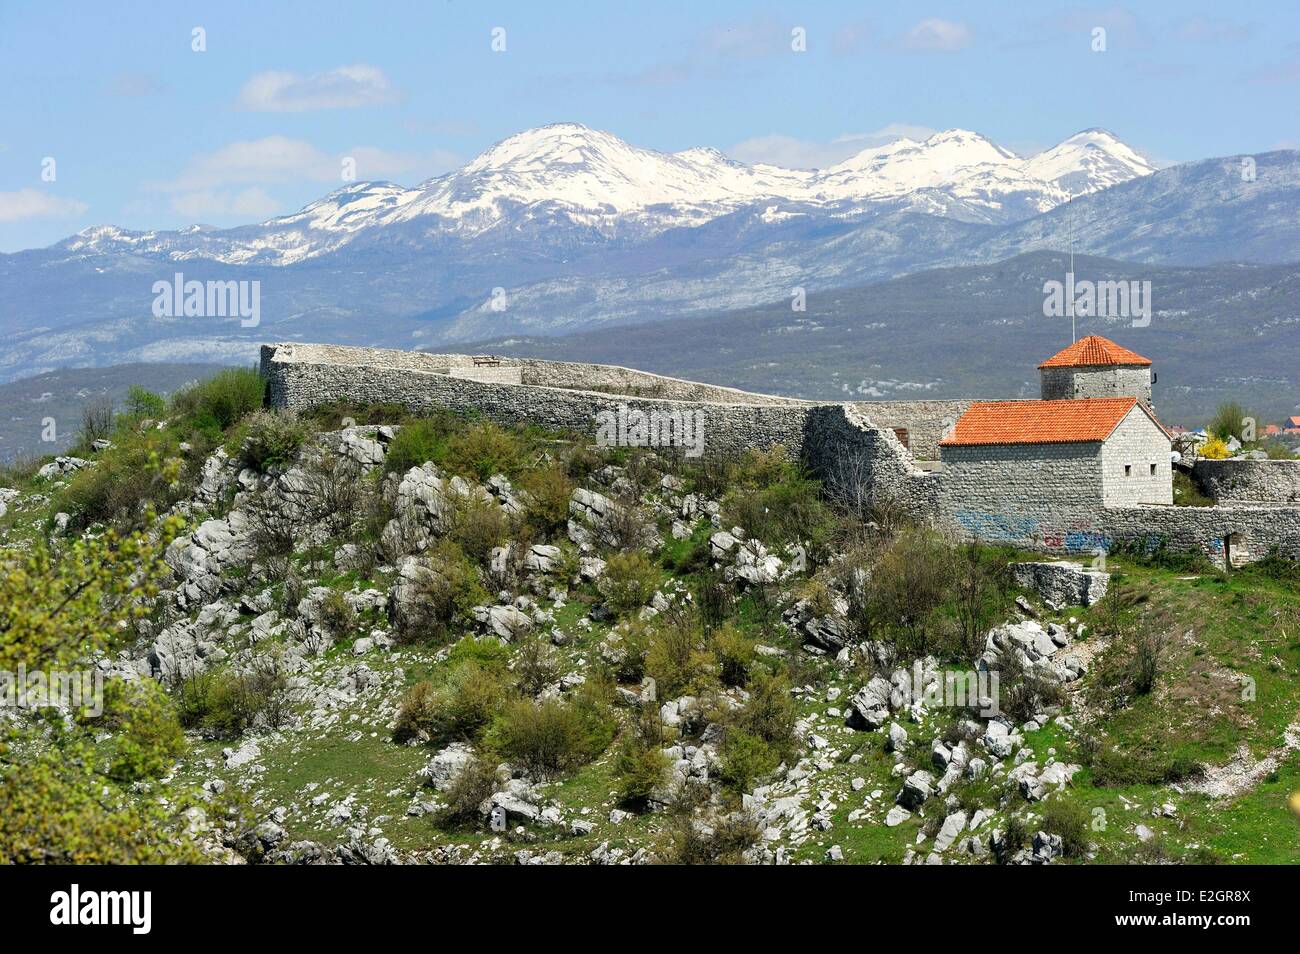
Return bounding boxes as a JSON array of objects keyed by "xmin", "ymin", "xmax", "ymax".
[{"xmin": 1, "ymin": 0, "xmax": 1297, "ymax": 251}]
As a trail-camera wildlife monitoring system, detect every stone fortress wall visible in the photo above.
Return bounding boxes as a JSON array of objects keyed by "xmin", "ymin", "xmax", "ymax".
[{"xmin": 262, "ymin": 342, "xmax": 1300, "ymax": 567}]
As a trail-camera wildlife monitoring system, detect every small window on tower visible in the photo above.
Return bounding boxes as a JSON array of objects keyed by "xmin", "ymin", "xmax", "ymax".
[
  {"xmin": 1150, "ymin": 463, "xmax": 1157, "ymax": 476},
  {"xmin": 1124, "ymin": 464, "xmax": 1132, "ymax": 476}
]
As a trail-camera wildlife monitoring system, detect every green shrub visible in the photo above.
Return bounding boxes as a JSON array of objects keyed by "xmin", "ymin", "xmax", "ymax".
[
  {"xmin": 175, "ymin": 666, "xmax": 288, "ymax": 740},
  {"xmin": 645, "ymin": 614, "xmax": 713, "ymax": 698},
  {"xmin": 999, "ymin": 815, "xmax": 1031, "ymax": 862},
  {"xmin": 711, "ymin": 624, "xmax": 755, "ymax": 688},
  {"xmin": 384, "ymin": 418, "xmax": 448, "ymax": 475},
  {"xmin": 58, "ymin": 433, "xmax": 186, "ymax": 531},
  {"xmin": 446, "ymin": 422, "xmax": 526, "ymax": 481},
  {"xmin": 391, "ymin": 541, "xmax": 489, "ymax": 643},
  {"xmin": 512, "ymin": 636, "xmax": 560, "ymax": 696},
  {"xmin": 317, "ymin": 588, "xmax": 355, "ymax": 637},
  {"xmin": 714, "ymin": 669, "xmax": 800, "ymax": 792},
  {"xmin": 519, "ymin": 464, "xmax": 575, "ymax": 534},
  {"xmin": 485, "ymin": 681, "xmax": 614, "ymax": 777},
  {"xmin": 1086, "ymin": 740, "xmax": 1202, "ymax": 787},
  {"xmin": 448, "ymin": 494, "xmax": 509, "ymax": 565},
  {"xmin": 666, "ymin": 811, "xmax": 760, "ymax": 865},
  {"xmin": 435, "ymin": 755, "xmax": 499, "ymax": 828},
  {"xmin": 1040, "ymin": 799, "xmax": 1090, "ymax": 858},
  {"xmin": 718, "ymin": 729, "xmax": 780, "ymax": 792},
  {"xmin": 613, "ymin": 731, "xmax": 671, "ymax": 811},
  {"xmin": 394, "ymin": 661, "xmax": 507, "ymax": 744},
  {"xmin": 601, "ymin": 550, "xmax": 661, "ymax": 615},
  {"xmin": 172, "ymin": 367, "xmax": 264, "ymax": 436},
  {"xmin": 241, "ymin": 410, "xmax": 308, "ymax": 473},
  {"xmin": 124, "ymin": 385, "xmax": 166, "ymax": 419},
  {"xmin": 721, "ymin": 447, "xmax": 832, "ymax": 548}
]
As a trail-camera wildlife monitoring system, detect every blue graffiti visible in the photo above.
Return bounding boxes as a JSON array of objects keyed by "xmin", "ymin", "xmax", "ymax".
[
  {"xmin": 955, "ymin": 510, "xmax": 1038, "ymax": 543},
  {"xmin": 1063, "ymin": 530, "xmax": 1112, "ymax": 553}
]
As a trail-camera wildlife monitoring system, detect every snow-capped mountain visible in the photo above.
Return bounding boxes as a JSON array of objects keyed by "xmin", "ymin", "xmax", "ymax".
[
  {"xmin": 11, "ymin": 125, "xmax": 1297, "ymax": 387},
  {"xmin": 55, "ymin": 123, "xmax": 1155, "ymax": 266}
]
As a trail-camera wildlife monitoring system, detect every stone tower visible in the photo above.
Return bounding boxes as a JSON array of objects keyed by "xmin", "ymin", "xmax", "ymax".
[{"xmin": 1038, "ymin": 334, "xmax": 1153, "ymax": 411}]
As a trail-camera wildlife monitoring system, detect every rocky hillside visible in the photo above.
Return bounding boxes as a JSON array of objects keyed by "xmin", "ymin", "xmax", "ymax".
[{"xmin": 1, "ymin": 369, "xmax": 1297, "ymax": 864}]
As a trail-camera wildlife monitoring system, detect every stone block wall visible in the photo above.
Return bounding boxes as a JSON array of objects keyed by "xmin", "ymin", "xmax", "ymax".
[
  {"xmin": 934, "ymin": 443, "xmax": 1106, "ymax": 548},
  {"xmin": 1191, "ymin": 459, "xmax": 1300, "ymax": 505},
  {"xmin": 1040, "ymin": 365, "xmax": 1152, "ymax": 408},
  {"xmin": 261, "ymin": 342, "xmax": 1300, "ymax": 565},
  {"xmin": 1100, "ymin": 406, "xmax": 1173, "ymax": 506}
]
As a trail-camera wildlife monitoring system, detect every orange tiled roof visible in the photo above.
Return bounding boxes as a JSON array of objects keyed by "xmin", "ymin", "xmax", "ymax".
[
  {"xmin": 940, "ymin": 397, "xmax": 1153, "ymax": 447},
  {"xmin": 1037, "ymin": 335, "xmax": 1152, "ymax": 369}
]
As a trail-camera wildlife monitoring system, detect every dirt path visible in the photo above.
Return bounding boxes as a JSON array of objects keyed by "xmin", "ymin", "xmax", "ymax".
[{"xmin": 1183, "ymin": 717, "xmax": 1300, "ymax": 800}]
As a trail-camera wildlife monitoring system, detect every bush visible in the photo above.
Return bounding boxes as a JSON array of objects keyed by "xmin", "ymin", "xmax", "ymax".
[
  {"xmin": 447, "ymin": 494, "xmax": 509, "ymax": 565},
  {"xmin": 446, "ymin": 422, "xmax": 525, "ymax": 481},
  {"xmin": 485, "ymin": 681, "xmax": 615, "ymax": 777},
  {"xmin": 613, "ymin": 714, "xmax": 671, "ymax": 810},
  {"xmin": 999, "ymin": 815, "xmax": 1031, "ymax": 862},
  {"xmin": 519, "ymin": 464, "xmax": 575, "ymax": 535},
  {"xmin": 722, "ymin": 447, "xmax": 832, "ymax": 547},
  {"xmin": 58, "ymin": 433, "xmax": 185, "ymax": 531},
  {"xmin": 241, "ymin": 410, "xmax": 308, "ymax": 473},
  {"xmin": 391, "ymin": 541, "xmax": 489, "ymax": 643},
  {"xmin": 172, "ymin": 367, "xmax": 264, "ymax": 436},
  {"xmin": 718, "ymin": 729, "xmax": 780, "ymax": 792},
  {"xmin": 1207, "ymin": 402, "xmax": 1249, "ymax": 443},
  {"xmin": 384, "ymin": 418, "xmax": 448, "ymax": 475},
  {"xmin": 870, "ymin": 525, "xmax": 957, "ymax": 658},
  {"xmin": 645, "ymin": 614, "xmax": 713, "ymax": 699},
  {"xmin": 394, "ymin": 661, "xmax": 507, "ymax": 744},
  {"xmin": 435, "ymin": 755, "xmax": 499, "ymax": 827},
  {"xmin": 666, "ymin": 811, "xmax": 760, "ymax": 865},
  {"xmin": 1087, "ymin": 739, "xmax": 1202, "ymax": 787},
  {"xmin": 78, "ymin": 396, "xmax": 115, "ymax": 448},
  {"xmin": 317, "ymin": 588, "xmax": 355, "ymax": 637},
  {"xmin": 711, "ymin": 624, "xmax": 755, "ymax": 688},
  {"xmin": 601, "ymin": 550, "xmax": 661, "ymax": 615},
  {"xmin": 175, "ymin": 665, "xmax": 289, "ymax": 740},
  {"xmin": 1040, "ymin": 799, "xmax": 1090, "ymax": 858},
  {"xmin": 124, "ymin": 385, "xmax": 166, "ymax": 419},
  {"xmin": 991, "ymin": 645, "xmax": 1066, "ymax": 723},
  {"xmin": 512, "ymin": 636, "xmax": 560, "ymax": 696},
  {"xmin": 1199, "ymin": 437, "xmax": 1231, "ymax": 460},
  {"xmin": 717, "ymin": 670, "xmax": 799, "ymax": 792}
]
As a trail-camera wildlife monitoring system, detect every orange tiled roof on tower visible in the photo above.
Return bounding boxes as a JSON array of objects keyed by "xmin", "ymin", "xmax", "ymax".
[
  {"xmin": 940, "ymin": 397, "xmax": 1162, "ymax": 447},
  {"xmin": 1037, "ymin": 335, "xmax": 1152, "ymax": 369}
]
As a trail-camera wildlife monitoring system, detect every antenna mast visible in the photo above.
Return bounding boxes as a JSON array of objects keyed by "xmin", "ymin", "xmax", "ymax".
[{"xmin": 1068, "ymin": 192, "xmax": 1076, "ymax": 343}]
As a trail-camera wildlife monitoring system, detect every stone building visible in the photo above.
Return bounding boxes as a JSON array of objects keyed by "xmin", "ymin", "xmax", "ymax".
[
  {"xmin": 937, "ymin": 397, "xmax": 1172, "ymax": 546},
  {"xmin": 261, "ymin": 338, "xmax": 1300, "ymax": 567},
  {"xmin": 1037, "ymin": 335, "xmax": 1153, "ymax": 410}
]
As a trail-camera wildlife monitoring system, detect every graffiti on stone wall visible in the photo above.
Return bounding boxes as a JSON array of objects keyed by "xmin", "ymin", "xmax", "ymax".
[{"xmin": 954, "ymin": 510, "xmax": 1038, "ymax": 543}]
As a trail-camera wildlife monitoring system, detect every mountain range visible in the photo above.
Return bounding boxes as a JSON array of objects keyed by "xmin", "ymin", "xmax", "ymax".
[{"xmin": 1, "ymin": 122, "xmax": 1297, "ymax": 392}]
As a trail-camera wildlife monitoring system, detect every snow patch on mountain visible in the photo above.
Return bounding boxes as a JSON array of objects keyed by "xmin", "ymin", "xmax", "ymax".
[{"xmin": 49, "ymin": 122, "xmax": 1156, "ymax": 265}]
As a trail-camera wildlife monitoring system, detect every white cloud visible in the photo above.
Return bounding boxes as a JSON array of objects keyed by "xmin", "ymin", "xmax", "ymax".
[
  {"xmin": 152, "ymin": 137, "xmax": 463, "ymax": 220},
  {"xmin": 0, "ymin": 189, "xmax": 89, "ymax": 223},
  {"xmin": 901, "ymin": 18, "xmax": 973, "ymax": 52},
  {"xmin": 729, "ymin": 124, "xmax": 938, "ymax": 169},
  {"xmin": 169, "ymin": 188, "xmax": 282, "ymax": 221},
  {"xmin": 237, "ymin": 64, "xmax": 397, "ymax": 112},
  {"xmin": 154, "ymin": 136, "xmax": 447, "ymax": 192}
]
